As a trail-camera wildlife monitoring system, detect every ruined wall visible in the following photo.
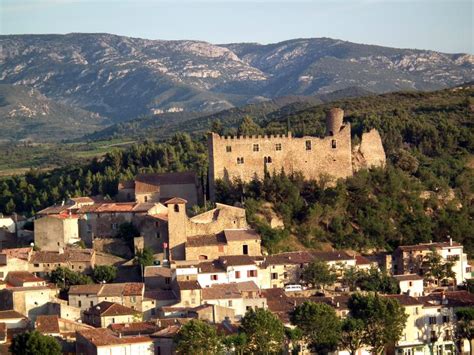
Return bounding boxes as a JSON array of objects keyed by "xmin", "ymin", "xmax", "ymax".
[
  {"xmin": 208, "ymin": 124, "xmax": 353, "ymax": 200},
  {"xmin": 352, "ymin": 129, "xmax": 386, "ymax": 171},
  {"xmin": 35, "ymin": 216, "xmax": 79, "ymax": 251}
]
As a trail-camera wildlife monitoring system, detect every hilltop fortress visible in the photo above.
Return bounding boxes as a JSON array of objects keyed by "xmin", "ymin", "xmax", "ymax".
[{"xmin": 208, "ymin": 108, "xmax": 386, "ymax": 199}]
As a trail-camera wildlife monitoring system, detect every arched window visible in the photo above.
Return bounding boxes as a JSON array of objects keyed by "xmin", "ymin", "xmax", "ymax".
[
  {"xmin": 174, "ymin": 204, "xmax": 180, "ymax": 213},
  {"xmin": 267, "ymin": 156, "xmax": 272, "ymax": 163}
]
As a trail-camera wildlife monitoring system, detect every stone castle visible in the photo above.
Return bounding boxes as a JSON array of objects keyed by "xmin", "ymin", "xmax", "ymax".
[{"xmin": 208, "ymin": 108, "xmax": 386, "ymax": 199}]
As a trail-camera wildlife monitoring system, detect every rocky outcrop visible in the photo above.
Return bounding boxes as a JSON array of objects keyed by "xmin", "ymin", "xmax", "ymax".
[{"xmin": 352, "ymin": 129, "xmax": 386, "ymax": 171}]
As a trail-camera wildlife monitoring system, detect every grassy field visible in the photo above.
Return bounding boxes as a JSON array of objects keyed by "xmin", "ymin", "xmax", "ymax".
[{"xmin": 0, "ymin": 139, "xmax": 135, "ymax": 177}]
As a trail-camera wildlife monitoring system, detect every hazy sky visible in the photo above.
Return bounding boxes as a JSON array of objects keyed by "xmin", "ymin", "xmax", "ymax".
[{"xmin": 2, "ymin": 0, "xmax": 473, "ymax": 53}]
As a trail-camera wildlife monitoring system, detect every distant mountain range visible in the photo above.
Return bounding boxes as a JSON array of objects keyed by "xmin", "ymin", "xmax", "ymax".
[
  {"xmin": 2, "ymin": 33, "xmax": 473, "ymax": 122},
  {"xmin": 0, "ymin": 84, "xmax": 106, "ymax": 142}
]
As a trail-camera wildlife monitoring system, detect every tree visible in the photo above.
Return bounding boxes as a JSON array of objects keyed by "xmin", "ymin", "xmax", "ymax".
[
  {"xmin": 240, "ymin": 308, "xmax": 285, "ymax": 354},
  {"xmin": 290, "ymin": 301, "xmax": 341, "ymax": 352},
  {"xmin": 174, "ymin": 319, "xmax": 222, "ymax": 354},
  {"xmin": 222, "ymin": 333, "xmax": 247, "ymax": 355},
  {"xmin": 422, "ymin": 248, "xmax": 456, "ymax": 286},
  {"xmin": 10, "ymin": 330, "xmax": 61, "ymax": 355},
  {"xmin": 455, "ymin": 307, "xmax": 474, "ymax": 355},
  {"xmin": 356, "ymin": 267, "xmax": 399, "ymax": 294},
  {"xmin": 342, "ymin": 266, "xmax": 361, "ymax": 291},
  {"xmin": 348, "ymin": 293, "xmax": 408, "ymax": 355},
  {"xmin": 340, "ymin": 317, "xmax": 365, "ymax": 355},
  {"xmin": 301, "ymin": 260, "xmax": 337, "ymax": 290},
  {"xmin": 92, "ymin": 265, "xmax": 117, "ymax": 283},
  {"xmin": 134, "ymin": 247, "xmax": 155, "ymax": 277},
  {"xmin": 237, "ymin": 116, "xmax": 263, "ymax": 136},
  {"xmin": 48, "ymin": 266, "xmax": 92, "ymax": 292}
]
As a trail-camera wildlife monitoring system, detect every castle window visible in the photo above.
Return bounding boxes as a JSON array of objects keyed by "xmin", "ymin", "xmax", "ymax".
[
  {"xmin": 174, "ymin": 204, "xmax": 180, "ymax": 213},
  {"xmin": 305, "ymin": 140, "xmax": 312, "ymax": 150},
  {"xmin": 253, "ymin": 144, "xmax": 259, "ymax": 152},
  {"xmin": 237, "ymin": 157, "xmax": 244, "ymax": 164},
  {"xmin": 226, "ymin": 146, "xmax": 232, "ymax": 153},
  {"xmin": 264, "ymin": 156, "xmax": 272, "ymax": 164},
  {"xmin": 275, "ymin": 143, "xmax": 282, "ymax": 151},
  {"xmin": 332, "ymin": 139, "xmax": 337, "ymax": 149}
]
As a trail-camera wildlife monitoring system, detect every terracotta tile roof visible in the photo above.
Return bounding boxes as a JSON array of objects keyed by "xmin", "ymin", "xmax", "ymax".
[
  {"xmin": 311, "ymin": 250, "xmax": 354, "ymax": 262},
  {"xmin": 187, "ymin": 233, "xmax": 226, "ymax": 247},
  {"xmin": 135, "ymin": 181, "xmax": 160, "ymax": 194},
  {"xmin": 48, "ymin": 213, "xmax": 80, "ymax": 220},
  {"xmin": 355, "ymin": 255, "xmax": 372, "ymax": 265},
  {"xmin": 69, "ymin": 284, "xmax": 103, "ymax": 295},
  {"xmin": 37, "ymin": 204, "xmax": 72, "ymax": 215},
  {"xmin": 393, "ymin": 274, "xmax": 424, "ymax": 281},
  {"xmin": 77, "ymin": 202, "xmax": 156, "ymax": 214},
  {"xmin": 7, "ymin": 271, "xmax": 45, "ymax": 284},
  {"xmin": 151, "ymin": 325, "xmax": 181, "ymax": 338},
  {"xmin": 397, "ymin": 242, "xmax": 462, "ymax": 252},
  {"xmin": 202, "ymin": 283, "xmax": 241, "ymax": 300},
  {"xmin": 144, "ymin": 290, "xmax": 177, "ymax": 301},
  {"xmin": 144, "ymin": 266, "xmax": 172, "ymax": 278},
  {"xmin": 78, "ymin": 328, "xmax": 152, "ymax": 347},
  {"xmin": 235, "ymin": 281, "xmax": 260, "ymax": 292},
  {"xmin": 84, "ymin": 301, "xmax": 139, "ymax": 317},
  {"xmin": 177, "ymin": 280, "xmax": 201, "ymax": 290},
  {"xmin": 419, "ymin": 291, "xmax": 474, "ymax": 308},
  {"xmin": 30, "ymin": 249, "xmax": 94, "ymax": 264},
  {"xmin": 150, "ymin": 213, "xmax": 168, "ymax": 222},
  {"xmin": 0, "ymin": 247, "xmax": 32, "ymax": 261},
  {"xmin": 155, "ymin": 318, "xmax": 191, "ymax": 328},
  {"xmin": 264, "ymin": 251, "xmax": 314, "ymax": 266},
  {"xmin": 122, "ymin": 283, "xmax": 144, "ymax": 296},
  {"xmin": 70, "ymin": 197, "xmax": 95, "ymax": 204},
  {"xmin": 384, "ymin": 294, "xmax": 423, "ymax": 306},
  {"xmin": 35, "ymin": 315, "xmax": 60, "ymax": 334},
  {"xmin": 164, "ymin": 197, "xmax": 188, "ymax": 205},
  {"xmin": 0, "ymin": 310, "xmax": 27, "ymax": 320},
  {"xmin": 223, "ymin": 229, "xmax": 260, "ymax": 242},
  {"xmin": 109, "ymin": 321, "xmax": 159, "ymax": 335},
  {"xmin": 198, "ymin": 260, "xmax": 225, "ymax": 273},
  {"xmin": 261, "ymin": 288, "xmax": 295, "ymax": 323},
  {"xmin": 136, "ymin": 172, "xmax": 196, "ymax": 188},
  {"xmin": 219, "ymin": 255, "xmax": 257, "ymax": 267}
]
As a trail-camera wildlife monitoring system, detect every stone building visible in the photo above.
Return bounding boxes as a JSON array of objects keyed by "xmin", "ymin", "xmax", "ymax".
[
  {"xmin": 117, "ymin": 171, "xmax": 201, "ymax": 207},
  {"xmin": 34, "ymin": 214, "xmax": 80, "ymax": 252},
  {"xmin": 208, "ymin": 108, "xmax": 386, "ymax": 200}
]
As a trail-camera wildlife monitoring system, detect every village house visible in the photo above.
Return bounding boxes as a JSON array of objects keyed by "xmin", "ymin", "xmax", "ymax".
[
  {"xmin": 393, "ymin": 240, "xmax": 471, "ymax": 286},
  {"xmin": 117, "ymin": 171, "xmax": 201, "ymax": 207},
  {"xmin": 0, "ymin": 247, "xmax": 31, "ymax": 281},
  {"xmin": 28, "ymin": 248, "xmax": 96, "ymax": 276},
  {"xmin": 35, "ymin": 314, "xmax": 94, "ymax": 344},
  {"xmin": 6, "ymin": 271, "xmax": 46, "ymax": 287},
  {"xmin": 76, "ymin": 328, "xmax": 154, "ymax": 355},
  {"xmin": 0, "ymin": 310, "xmax": 29, "ymax": 331},
  {"xmin": 68, "ymin": 282, "xmax": 156, "ymax": 319},
  {"xmin": 0, "ymin": 284, "xmax": 58, "ymax": 322},
  {"xmin": 393, "ymin": 274, "xmax": 425, "ymax": 297},
  {"xmin": 34, "ymin": 213, "xmax": 81, "ymax": 252},
  {"xmin": 83, "ymin": 301, "xmax": 142, "ymax": 328}
]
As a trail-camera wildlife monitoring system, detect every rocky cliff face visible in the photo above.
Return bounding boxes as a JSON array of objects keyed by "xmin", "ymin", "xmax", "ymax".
[{"xmin": 1, "ymin": 34, "xmax": 473, "ymax": 122}]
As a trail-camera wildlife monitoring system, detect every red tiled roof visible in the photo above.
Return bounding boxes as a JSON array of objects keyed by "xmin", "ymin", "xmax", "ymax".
[
  {"xmin": 223, "ymin": 229, "xmax": 260, "ymax": 242},
  {"xmin": 118, "ymin": 180, "xmax": 135, "ymax": 190},
  {"xmin": 202, "ymin": 283, "xmax": 242, "ymax": 300},
  {"xmin": 77, "ymin": 328, "xmax": 152, "ymax": 347},
  {"xmin": 177, "ymin": 280, "xmax": 201, "ymax": 290},
  {"xmin": 419, "ymin": 291, "xmax": 474, "ymax": 308},
  {"xmin": 150, "ymin": 213, "xmax": 168, "ymax": 222},
  {"xmin": 393, "ymin": 274, "xmax": 424, "ymax": 281},
  {"xmin": 7, "ymin": 271, "xmax": 44, "ymax": 283},
  {"xmin": 397, "ymin": 242, "xmax": 462, "ymax": 252},
  {"xmin": 355, "ymin": 255, "xmax": 372, "ymax": 265},
  {"xmin": 35, "ymin": 315, "xmax": 60, "ymax": 334},
  {"xmin": 164, "ymin": 197, "xmax": 188, "ymax": 205},
  {"xmin": 0, "ymin": 310, "xmax": 27, "ymax": 320},
  {"xmin": 187, "ymin": 233, "xmax": 226, "ymax": 247},
  {"xmin": 69, "ymin": 282, "xmax": 143, "ymax": 297},
  {"xmin": 109, "ymin": 321, "xmax": 159, "ymax": 335},
  {"xmin": 30, "ymin": 249, "xmax": 94, "ymax": 264},
  {"xmin": 0, "ymin": 247, "xmax": 32, "ymax": 261},
  {"xmin": 85, "ymin": 301, "xmax": 139, "ymax": 317},
  {"xmin": 144, "ymin": 266, "xmax": 172, "ymax": 278},
  {"xmin": 384, "ymin": 294, "xmax": 423, "ymax": 306},
  {"xmin": 219, "ymin": 255, "xmax": 258, "ymax": 267}
]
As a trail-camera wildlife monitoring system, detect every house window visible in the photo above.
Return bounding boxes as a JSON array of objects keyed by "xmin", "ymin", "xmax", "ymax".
[
  {"xmin": 243, "ymin": 245, "xmax": 248, "ymax": 255},
  {"xmin": 247, "ymin": 270, "xmax": 257, "ymax": 277},
  {"xmin": 34, "ymin": 264, "xmax": 39, "ymax": 267},
  {"xmin": 409, "ymin": 281, "xmax": 413, "ymax": 286},
  {"xmin": 144, "ymin": 196, "xmax": 148, "ymax": 202},
  {"xmin": 165, "ymin": 277, "xmax": 171, "ymax": 285},
  {"xmin": 226, "ymin": 146, "xmax": 232, "ymax": 153},
  {"xmin": 218, "ymin": 245, "xmax": 224, "ymax": 253},
  {"xmin": 264, "ymin": 156, "xmax": 272, "ymax": 164},
  {"xmin": 174, "ymin": 204, "xmax": 180, "ymax": 213},
  {"xmin": 112, "ymin": 318, "xmax": 115, "ymax": 324},
  {"xmin": 331, "ymin": 139, "xmax": 337, "ymax": 149},
  {"xmin": 79, "ymin": 266, "xmax": 82, "ymax": 270},
  {"xmin": 211, "ymin": 275, "xmax": 218, "ymax": 281},
  {"xmin": 445, "ymin": 330, "xmax": 451, "ymax": 340},
  {"xmin": 429, "ymin": 316, "xmax": 437, "ymax": 325},
  {"xmin": 442, "ymin": 316, "xmax": 450, "ymax": 323},
  {"xmin": 237, "ymin": 157, "xmax": 244, "ymax": 164},
  {"xmin": 305, "ymin": 140, "xmax": 311, "ymax": 150},
  {"xmin": 131, "ymin": 296, "xmax": 136, "ymax": 302},
  {"xmin": 275, "ymin": 143, "xmax": 282, "ymax": 151},
  {"xmin": 228, "ymin": 300, "xmax": 233, "ymax": 307},
  {"xmin": 78, "ymin": 301, "xmax": 82, "ymax": 307},
  {"xmin": 90, "ymin": 301, "xmax": 93, "ymax": 307},
  {"xmin": 271, "ymin": 273, "xmax": 278, "ymax": 280},
  {"xmin": 111, "ymin": 223, "xmax": 118, "ymax": 230},
  {"xmin": 253, "ymin": 144, "xmax": 259, "ymax": 152},
  {"xmin": 156, "ymin": 232, "xmax": 160, "ymax": 239},
  {"xmin": 235, "ymin": 271, "xmax": 241, "ymax": 279}
]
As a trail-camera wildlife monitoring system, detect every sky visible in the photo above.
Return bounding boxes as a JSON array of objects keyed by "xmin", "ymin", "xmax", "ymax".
[{"xmin": 1, "ymin": 0, "xmax": 473, "ymax": 54}]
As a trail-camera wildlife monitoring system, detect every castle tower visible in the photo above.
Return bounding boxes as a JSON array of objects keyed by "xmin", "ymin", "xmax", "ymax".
[
  {"xmin": 326, "ymin": 108, "xmax": 344, "ymax": 136},
  {"xmin": 165, "ymin": 197, "xmax": 188, "ymax": 260}
]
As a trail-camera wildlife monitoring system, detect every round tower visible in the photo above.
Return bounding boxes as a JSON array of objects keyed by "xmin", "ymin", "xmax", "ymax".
[{"xmin": 326, "ymin": 108, "xmax": 344, "ymax": 136}]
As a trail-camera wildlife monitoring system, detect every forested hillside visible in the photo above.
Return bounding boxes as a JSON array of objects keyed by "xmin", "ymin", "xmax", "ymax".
[{"xmin": 1, "ymin": 86, "xmax": 472, "ymax": 255}]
